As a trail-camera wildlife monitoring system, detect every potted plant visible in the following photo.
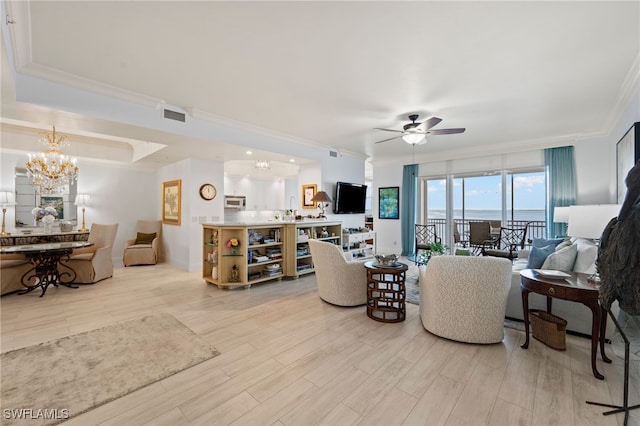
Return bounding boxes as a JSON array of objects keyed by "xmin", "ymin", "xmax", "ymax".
[{"xmin": 428, "ymin": 241, "xmax": 448, "ymax": 255}]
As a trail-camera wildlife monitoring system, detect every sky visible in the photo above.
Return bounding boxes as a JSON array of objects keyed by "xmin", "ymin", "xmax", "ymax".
[{"xmin": 426, "ymin": 171, "xmax": 546, "ymax": 211}]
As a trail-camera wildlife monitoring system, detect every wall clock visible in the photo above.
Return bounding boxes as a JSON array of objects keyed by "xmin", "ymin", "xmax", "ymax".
[{"xmin": 199, "ymin": 183, "xmax": 217, "ymax": 201}]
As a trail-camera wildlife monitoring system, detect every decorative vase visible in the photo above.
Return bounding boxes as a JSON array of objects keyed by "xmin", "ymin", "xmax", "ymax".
[
  {"xmin": 231, "ymin": 247, "xmax": 238, "ymax": 255},
  {"xmin": 44, "ymin": 222, "xmax": 53, "ymax": 234}
]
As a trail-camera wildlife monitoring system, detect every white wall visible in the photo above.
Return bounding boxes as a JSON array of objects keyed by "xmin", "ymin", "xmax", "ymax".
[
  {"xmin": 319, "ymin": 153, "xmax": 366, "ymax": 229},
  {"xmin": 371, "ymin": 163, "xmax": 403, "ymax": 255},
  {"xmin": 574, "ymin": 87, "xmax": 640, "ymax": 204},
  {"xmin": 158, "ymin": 157, "xmax": 225, "ymax": 272}
]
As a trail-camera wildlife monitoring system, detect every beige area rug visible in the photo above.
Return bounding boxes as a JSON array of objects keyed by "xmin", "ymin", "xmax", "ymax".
[{"xmin": 1, "ymin": 313, "xmax": 220, "ymax": 426}]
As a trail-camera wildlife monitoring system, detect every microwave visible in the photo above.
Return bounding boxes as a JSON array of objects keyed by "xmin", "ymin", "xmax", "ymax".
[{"xmin": 224, "ymin": 195, "xmax": 246, "ymax": 210}]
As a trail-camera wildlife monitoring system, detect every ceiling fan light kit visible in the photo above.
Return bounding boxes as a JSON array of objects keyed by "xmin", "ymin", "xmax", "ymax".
[
  {"xmin": 375, "ymin": 114, "xmax": 465, "ymax": 145},
  {"xmin": 402, "ymin": 133, "xmax": 426, "ymax": 145}
]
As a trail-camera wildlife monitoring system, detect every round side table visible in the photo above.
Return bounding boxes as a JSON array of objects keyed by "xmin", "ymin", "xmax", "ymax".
[{"xmin": 364, "ymin": 260, "xmax": 408, "ymax": 323}]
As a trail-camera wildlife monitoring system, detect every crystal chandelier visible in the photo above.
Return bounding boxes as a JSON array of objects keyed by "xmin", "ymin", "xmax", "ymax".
[
  {"xmin": 255, "ymin": 160, "xmax": 270, "ymax": 170},
  {"xmin": 26, "ymin": 126, "xmax": 78, "ymax": 194}
]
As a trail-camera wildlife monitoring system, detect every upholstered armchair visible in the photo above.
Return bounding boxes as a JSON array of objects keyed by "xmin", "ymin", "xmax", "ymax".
[
  {"xmin": 60, "ymin": 223, "xmax": 118, "ymax": 284},
  {"xmin": 123, "ymin": 220, "xmax": 162, "ymax": 266},
  {"xmin": 419, "ymin": 255, "xmax": 512, "ymax": 344},
  {"xmin": 308, "ymin": 239, "xmax": 368, "ymax": 306},
  {"xmin": 1, "ymin": 253, "xmax": 33, "ymax": 295}
]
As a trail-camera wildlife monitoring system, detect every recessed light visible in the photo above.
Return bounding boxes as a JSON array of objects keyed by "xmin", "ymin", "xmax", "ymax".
[
  {"xmin": 289, "ymin": 158, "xmax": 295, "ymax": 163},
  {"xmin": 246, "ymin": 151, "xmax": 253, "ymax": 155}
]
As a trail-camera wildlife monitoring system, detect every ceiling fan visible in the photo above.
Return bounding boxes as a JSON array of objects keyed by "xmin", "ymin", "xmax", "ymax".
[{"xmin": 374, "ymin": 114, "xmax": 465, "ymax": 145}]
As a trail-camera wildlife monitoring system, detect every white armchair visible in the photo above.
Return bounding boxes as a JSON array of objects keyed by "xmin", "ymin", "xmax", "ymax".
[
  {"xmin": 419, "ymin": 255, "xmax": 512, "ymax": 344},
  {"xmin": 308, "ymin": 239, "xmax": 368, "ymax": 306}
]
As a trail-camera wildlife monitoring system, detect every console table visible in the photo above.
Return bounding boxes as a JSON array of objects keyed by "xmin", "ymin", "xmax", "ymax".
[
  {"xmin": 520, "ymin": 269, "xmax": 612, "ymax": 379},
  {"xmin": 0, "ymin": 231, "xmax": 89, "ymax": 246}
]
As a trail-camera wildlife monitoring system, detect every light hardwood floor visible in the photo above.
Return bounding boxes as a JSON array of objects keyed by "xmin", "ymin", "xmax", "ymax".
[{"xmin": 1, "ymin": 263, "xmax": 638, "ymax": 426}]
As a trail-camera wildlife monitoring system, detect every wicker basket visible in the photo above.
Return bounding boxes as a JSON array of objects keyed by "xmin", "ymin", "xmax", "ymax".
[{"xmin": 529, "ymin": 309, "xmax": 567, "ymax": 350}]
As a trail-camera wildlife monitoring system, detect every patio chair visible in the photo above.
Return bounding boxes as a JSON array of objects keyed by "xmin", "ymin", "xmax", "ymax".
[
  {"xmin": 453, "ymin": 222, "xmax": 468, "ymax": 248},
  {"xmin": 482, "ymin": 223, "xmax": 530, "ymax": 260},
  {"xmin": 468, "ymin": 221, "xmax": 492, "ymax": 254},
  {"xmin": 415, "ymin": 224, "xmax": 441, "ymax": 262}
]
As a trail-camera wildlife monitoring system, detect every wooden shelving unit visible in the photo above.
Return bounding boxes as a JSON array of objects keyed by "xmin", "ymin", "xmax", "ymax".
[
  {"xmin": 284, "ymin": 221, "xmax": 342, "ymax": 278},
  {"xmin": 203, "ymin": 221, "xmax": 343, "ymax": 286},
  {"xmin": 202, "ymin": 224, "xmax": 284, "ymax": 288}
]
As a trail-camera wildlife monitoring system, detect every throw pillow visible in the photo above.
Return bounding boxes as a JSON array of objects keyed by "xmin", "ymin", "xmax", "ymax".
[
  {"xmin": 541, "ymin": 243, "xmax": 578, "ymax": 271},
  {"xmin": 554, "ymin": 239, "xmax": 573, "ymax": 251},
  {"xmin": 526, "ymin": 244, "xmax": 555, "ymax": 269},
  {"xmin": 135, "ymin": 232, "xmax": 156, "ymax": 245},
  {"xmin": 532, "ymin": 237, "xmax": 565, "ymax": 249}
]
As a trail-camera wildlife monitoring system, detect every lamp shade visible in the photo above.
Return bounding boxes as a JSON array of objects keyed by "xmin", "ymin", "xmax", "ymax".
[
  {"xmin": 567, "ymin": 204, "xmax": 621, "ymax": 239},
  {"xmin": 310, "ymin": 191, "xmax": 332, "ymax": 203},
  {"xmin": 553, "ymin": 206, "xmax": 570, "ymax": 223},
  {"xmin": 0, "ymin": 191, "xmax": 15, "ymax": 206},
  {"xmin": 75, "ymin": 193, "xmax": 91, "ymax": 206}
]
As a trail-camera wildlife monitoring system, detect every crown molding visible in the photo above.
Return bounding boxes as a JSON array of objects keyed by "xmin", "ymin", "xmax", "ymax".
[{"xmin": 603, "ymin": 52, "xmax": 640, "ymax": 136}]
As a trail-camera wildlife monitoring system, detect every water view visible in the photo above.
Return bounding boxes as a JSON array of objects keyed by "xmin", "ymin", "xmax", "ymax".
[{"xmin": 428, "ymin": 209, "xmax": 545, "ymax": 222}]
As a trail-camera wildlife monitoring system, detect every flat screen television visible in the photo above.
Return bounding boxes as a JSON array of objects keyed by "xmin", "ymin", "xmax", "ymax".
[{"xmin": 334, "ymin": 182, "xmax": 367, "ymax": 214}]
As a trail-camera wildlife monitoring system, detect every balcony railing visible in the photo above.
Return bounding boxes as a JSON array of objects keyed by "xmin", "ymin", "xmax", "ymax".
[{"xmin": 426, "ymin": 218, "xmax": 547, "ymax": 250}]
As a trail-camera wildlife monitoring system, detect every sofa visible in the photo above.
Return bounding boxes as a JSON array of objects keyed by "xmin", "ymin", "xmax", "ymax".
[{"xmin": 505, "ymin": 237, "xmax": 618, "ymax": 338}]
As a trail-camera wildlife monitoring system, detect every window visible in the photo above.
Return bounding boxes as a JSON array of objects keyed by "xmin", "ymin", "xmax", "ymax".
[{"xmin": 421, "ymin": 168, "xmax": 546, "ymax": 248}]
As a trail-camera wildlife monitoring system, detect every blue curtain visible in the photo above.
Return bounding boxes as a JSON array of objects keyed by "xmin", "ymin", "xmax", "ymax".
[
  {"xmin": 401, "ymin": 164, "xmax": 418, "ymax": 256},
  {"xmin": 545, "ymin": 146, "xmax": 576, "ymax": 238}
]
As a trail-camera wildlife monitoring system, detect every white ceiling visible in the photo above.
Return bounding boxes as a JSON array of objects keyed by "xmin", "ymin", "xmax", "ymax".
[{"xmin": 1, "ymin": 1, "xmax": 639, "ymax": 170}]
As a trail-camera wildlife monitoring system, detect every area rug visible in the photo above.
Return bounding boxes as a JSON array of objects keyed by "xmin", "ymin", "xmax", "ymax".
[{"xmin": 1, "ymin": 313, "xmax": 220, "ymax": 425}]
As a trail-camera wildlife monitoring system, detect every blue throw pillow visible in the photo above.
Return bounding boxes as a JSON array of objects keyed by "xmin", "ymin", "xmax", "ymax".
[
  {"xmin": 532, "ymin": 238, "xmax": 565, "ymax": 249},
  {"xmin": 526, "ymin": 244, "xmax": 556, "ymax": 269}
]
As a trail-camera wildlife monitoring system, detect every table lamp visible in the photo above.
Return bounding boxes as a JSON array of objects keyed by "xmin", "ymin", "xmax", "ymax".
[
  {"xmin": 553, "ymin": 206, "xmax": 570, "ymax": 223},
  {"xmin": 567, "ymin": 204, "xmax": 621, "ymax": 241},
  {"xmin": 0, "ymin": 191, "xmax": 16, "ymax": 235},
  {"xmin": 75, "ymin": 193, "xmax": 91, "ymax": 232},
  {"xmin": 310, "ymin": 191, "xmax": 332, "ymax": 218}
]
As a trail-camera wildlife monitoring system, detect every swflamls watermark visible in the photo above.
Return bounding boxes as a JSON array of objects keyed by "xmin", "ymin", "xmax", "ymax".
[{"xmin": 3, "ymin": 408, "xmax": 69, "ymax": 420}]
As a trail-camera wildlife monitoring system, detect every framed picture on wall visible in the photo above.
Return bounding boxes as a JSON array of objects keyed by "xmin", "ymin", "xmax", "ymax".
[
  {"xmin": 617, "ymin": 122, "xmax": 640, "ymax": 203},
  {"xmin": 302, "ymin": 183, "xmax": 317, "ymax": 209},
  {"xmin": 162, "ymin": 179, "xmax": 182, "ymax": 225},
  {"xmin": 379, "ymin": 186, "xmax": 399, "ymax": 219}
]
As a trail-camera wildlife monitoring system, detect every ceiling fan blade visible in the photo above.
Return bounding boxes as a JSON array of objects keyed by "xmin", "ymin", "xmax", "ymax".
[
  {"xmin": 426, "ymin": 128, "xmax": 466, "ymax": 135},
  {"xmin": 374, "ymin": 135, "xmax": 403, "ymax": 144},
  {"xmin": 420, "ymin": 117, "xmax": 442, "ymax": 130},
  {"xmin": 373, "ymin": 128, "xmax": 404, "ymax": 133}
]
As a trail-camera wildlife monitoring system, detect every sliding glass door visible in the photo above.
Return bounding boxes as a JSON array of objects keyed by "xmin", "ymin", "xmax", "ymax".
[{"xmin": 421, "ymin": 168, "xmax": 546, "ymax": 250}]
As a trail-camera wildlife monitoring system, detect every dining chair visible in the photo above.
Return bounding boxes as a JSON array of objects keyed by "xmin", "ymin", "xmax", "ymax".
[{"xmin": 60, "ymin": 223, "xmax": 119, "ymax": 284}]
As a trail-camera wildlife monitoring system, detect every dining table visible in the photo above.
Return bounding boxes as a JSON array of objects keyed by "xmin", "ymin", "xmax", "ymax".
[{"xmin": 0, "ymin": 241, "xmax": 93, "ymax": 297}]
